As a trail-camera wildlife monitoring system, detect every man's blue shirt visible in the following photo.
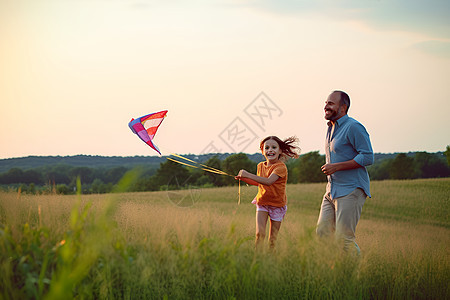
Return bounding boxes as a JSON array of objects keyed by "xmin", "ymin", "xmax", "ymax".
[{"xmin": 325, "ymin": 114, "xmax": 374, "ymax": 199}]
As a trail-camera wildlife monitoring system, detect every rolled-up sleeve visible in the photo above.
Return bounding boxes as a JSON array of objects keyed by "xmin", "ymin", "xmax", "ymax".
[{"xmin": 350, "ymin": 123, "xmax": 374, "ymax": 167}]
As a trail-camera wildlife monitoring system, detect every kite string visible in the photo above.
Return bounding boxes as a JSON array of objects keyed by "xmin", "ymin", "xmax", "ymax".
[
  {"xmin": 167, "ymin": 153, "xmax": 241, "ymax": 205},
  {"xmin": 171, "ymin": 153, "xmax": 232, "ymax": 176},
  {"xmin": 166, "ymin": 157, "xmax": 231, "ymax": 176},
  {"xmin": 168, "ymin": 153, "xmax": 234, "ymax": 177}
]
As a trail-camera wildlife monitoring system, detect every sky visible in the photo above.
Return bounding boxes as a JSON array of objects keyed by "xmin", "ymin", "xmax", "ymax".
[{"xmin": 1, "ymin": 0, "xmax": 449, "ymax": 159}]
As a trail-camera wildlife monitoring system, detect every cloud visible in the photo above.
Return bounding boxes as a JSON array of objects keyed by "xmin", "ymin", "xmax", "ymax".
[
  {"xmin": 412, "ymin": 40, "xmax": 450, "ymax": 59},
  {"xmin": 237, "ymin": 0, "xmax": 450, "ymax": 39},
  {"xmin": 351, "ymin": 0, "xmax": 450, "ymax": 39},
  {"xmin": 120, "ymin": 0, "xmax": 450, "ymax": 40}
]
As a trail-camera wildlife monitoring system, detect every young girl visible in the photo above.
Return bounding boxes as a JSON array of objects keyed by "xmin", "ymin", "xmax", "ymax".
[{"xmin": 236, "ymin": 136, "xmax": 300, "ymax": 249}]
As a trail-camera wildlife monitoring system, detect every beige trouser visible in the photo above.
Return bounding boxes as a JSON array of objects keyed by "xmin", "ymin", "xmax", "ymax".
[{"xmin": 316, "ymin": 188, "xmax": 366, "ymax": 251}]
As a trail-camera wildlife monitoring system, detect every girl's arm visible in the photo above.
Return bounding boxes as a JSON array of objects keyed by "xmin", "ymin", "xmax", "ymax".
[
  {"xmin": 236, "ymin": 176, "xmax": 259, "ymax": 186},
  {"xmin": 236, "ymin": 169, "xmax": 280, "ymax": 186}
]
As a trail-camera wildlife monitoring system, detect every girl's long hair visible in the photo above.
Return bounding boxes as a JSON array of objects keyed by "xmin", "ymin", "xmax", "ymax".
[{"xmin": 259, "ymin": 136, "xmax": 301, "ymax": 162}]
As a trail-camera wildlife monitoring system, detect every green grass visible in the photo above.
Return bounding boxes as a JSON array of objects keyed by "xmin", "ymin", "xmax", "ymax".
[{"xmin": 0, "ymin": 178, "xmax": 449, "ymax": 299}]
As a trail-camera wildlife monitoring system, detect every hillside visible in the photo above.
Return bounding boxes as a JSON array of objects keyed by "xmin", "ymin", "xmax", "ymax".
[
  {"xmin": 0, "ymin": 153, "xmax": 266, "ymax": 173},
  {"xmin": 0, "ymin": 152, "xmax": 441, "ymax": 174}
]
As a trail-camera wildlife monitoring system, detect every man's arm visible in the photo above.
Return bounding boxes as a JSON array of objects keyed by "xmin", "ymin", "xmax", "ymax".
[
  {"xmin": 322, "ymin": 122, "xmax": 373, "ymax": 175},
  {"xmin": 350, "ymin": 122, "xmax": 374, "ymax": 167},
  {"xmin": 321, "ymin": 159, "xmax": 361, "ymax": 175}
]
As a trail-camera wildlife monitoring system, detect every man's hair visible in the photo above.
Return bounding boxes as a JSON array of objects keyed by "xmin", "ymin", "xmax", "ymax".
[{"xmin": 333, "ymin": 90, "xmax": 350, "ymax": 113}]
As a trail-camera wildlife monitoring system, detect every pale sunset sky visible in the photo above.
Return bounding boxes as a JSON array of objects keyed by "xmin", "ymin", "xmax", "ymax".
[{"xmin": 1, "ymin": 0, "xmax": 449, "ymax": 159}]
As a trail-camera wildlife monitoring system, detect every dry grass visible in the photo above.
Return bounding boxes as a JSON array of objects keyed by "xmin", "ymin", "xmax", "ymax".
[{"xmin": 1, "ymin": 178, "xmax": 449, "ymax": 299}]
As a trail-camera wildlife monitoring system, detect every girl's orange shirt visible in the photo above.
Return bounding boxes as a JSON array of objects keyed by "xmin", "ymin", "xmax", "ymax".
[{"xmin": 255, "ymin": 161, "xmax": 288, "ymax": 207}]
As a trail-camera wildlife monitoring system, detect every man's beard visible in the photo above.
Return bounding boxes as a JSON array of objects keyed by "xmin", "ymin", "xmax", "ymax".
[
  {"xmin": 325, "ymin": 109, "xmax": 338, "ymax": 120},
  {"xmin": 325, "ymin": 104, "xmax": 344, "ymax": 121}
]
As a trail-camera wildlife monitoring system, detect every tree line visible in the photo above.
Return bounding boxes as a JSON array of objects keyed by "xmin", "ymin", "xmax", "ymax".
[{"xmin": 1, "ymin": 148, "xmax": 449, "ymax": 195}]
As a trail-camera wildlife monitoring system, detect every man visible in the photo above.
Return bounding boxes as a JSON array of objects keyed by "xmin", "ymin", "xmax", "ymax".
[{"xmin": 316, "ymin": 90, "xmax": 374, "ymax": 254}]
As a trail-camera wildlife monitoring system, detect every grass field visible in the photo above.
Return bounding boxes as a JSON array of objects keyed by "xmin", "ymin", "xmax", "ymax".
[{"xmin": 1, "ymin": 178, "xmax": 449, "ymax": 299}]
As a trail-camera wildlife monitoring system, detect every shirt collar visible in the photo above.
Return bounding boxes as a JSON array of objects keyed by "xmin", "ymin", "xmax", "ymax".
[{"xmin": 334, "ymin": 114, "xmax": 349, "ymax": 127}]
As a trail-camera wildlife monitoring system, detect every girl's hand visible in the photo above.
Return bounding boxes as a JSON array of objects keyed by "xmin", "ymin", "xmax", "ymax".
[
  {"xmin": 235, "ymin": 170, "xmax": 259, "ymax": 186},
  {"xmin": 236, "ymin": 169, "xmax": 250, "ymax": 178},
  {"xmin": 236, "ymin": 176, "xmax": 260, "ymax": 186},
  {"xmin": 236, "ymin": 169, "xmax": 278, "ymax": 186}
]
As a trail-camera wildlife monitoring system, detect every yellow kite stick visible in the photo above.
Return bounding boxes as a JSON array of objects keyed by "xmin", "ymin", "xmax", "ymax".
[
  {"xmin": 167, "ymin": 157, "xmax": 234, "ymax": 177},
  {"xmin": 167, "ymin": 155, "xmax": 241, "ymax": 205},
  {"xmin": 170, "ymin": 153, "xmax": 231, "ymax": 176},
  {"xmin": 170, "ymin": 154, "xmax": 228, "ymax": 174},
  {"xmin": 166, "ymin": 157, "xmax": 201, "ymax": 169}
]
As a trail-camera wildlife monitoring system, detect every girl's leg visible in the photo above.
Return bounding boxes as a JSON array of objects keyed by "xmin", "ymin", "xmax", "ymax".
[
  {"xmin": 268, "ymin": 220, "xmax": 282, "ymax": 249},
  {"xmin": 256, "ymin": 211, "xmax": 269, "ymax": 249}
]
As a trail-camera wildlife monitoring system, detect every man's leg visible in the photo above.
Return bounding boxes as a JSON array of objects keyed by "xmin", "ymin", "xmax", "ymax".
[
  {"xmin": 335, "ymin": 188, "xmax": 366, "ymax": 253},
  {"xmin": 316, "ymin": 192, "xmax": 336, "ymax": 237}
]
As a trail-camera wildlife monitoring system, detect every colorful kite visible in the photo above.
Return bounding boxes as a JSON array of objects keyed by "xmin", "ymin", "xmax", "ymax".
[{"xmin": 129, "ymin": 110, "xmax": 168, "ymax": 155}]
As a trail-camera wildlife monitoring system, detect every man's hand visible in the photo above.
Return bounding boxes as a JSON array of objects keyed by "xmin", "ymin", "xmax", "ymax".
[
  {"xmin": 321, "ymin": 159, "xmax": 362, "ymax": 175},
  {"xmin": 321, "ymin": 163, "xmax": 338, "ymax": 175}
]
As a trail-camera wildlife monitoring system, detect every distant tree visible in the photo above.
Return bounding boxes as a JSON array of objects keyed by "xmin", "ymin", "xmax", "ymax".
[
  {"xmin": 69, "ymin": 167, "xmax": 94, "ymax": 184},
  {"xmin": 132, "ymin": 176, "xmax": 157, "ymax": 192},
  {"xmin": 4, "ymin": 168, "xmax": 24, "ymax": 184},
  {"xmin": 56, "ymin": 184, "xmax": 71, "ymax": 195},
  {"xmin": 202, "ymin": 155, "xmax": 225, "ymax": 186},
  {"xmin": 91, "ymin": 178, "xmax": 104, "ymax": 193},
  {"xmin": 0, "ymin": 168, "xmax": 43, "ymax": 185},
  {"xmin": 445, "ymin": 145, "xmax": 450, "ymax": 166},
  {"xmin": 368, "ymin": 159, "xmax": 392, "ymax": 180},
  {"xmin": 222, "ymin": 153, "xmax": 256, "ymax": 185},
  {"xmin": 104, "ymin": 166, "xmax": 128, "ymax": 183},
  {"xmin": 152, "ymin": 159, "xmax": 190, "ymax": 190},
  {"xmin": 18, "ymin": 183, "xmax": 28, "ymax": 194},
  {"xmin": 390, "ymin": 153, "xmax": 415, "ymax": 179},
  {"xmin": 183, "ymin": 167, "xmax": 203, "ymax": 188},
  {"xmin": 297, "ymin": 151, "xmax": 327, "ymax": 183},
  {"xmin": 286, "ymin": 160, "xmax": 299, "ymax": 183},
  {"xmin": 414, "ymin": 152, "xmax": 450, "ymax": 178},
  {"xmin": 27, "ymin": 183, "xmax": 36, "ymax": 194},
  {"xmin": 23, "ymin": 169, "xmax": 44, "ymax": 184},
  {"xmin": 44, "ymin": 165, "xmax": 71, "ymax": 184},
  {"xmin": 194, "ymin": 175, "xmax": 215, "ymax": 187}
]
